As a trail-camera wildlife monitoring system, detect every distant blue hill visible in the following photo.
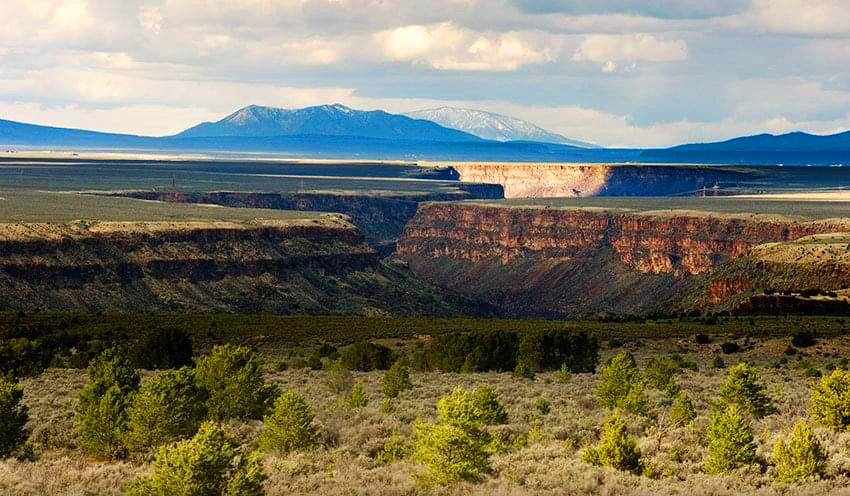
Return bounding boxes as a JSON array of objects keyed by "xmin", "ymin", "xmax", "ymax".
[
  {"xmin": 3, "ymin": 106, "xmax": 850, "ymax": 165},
  {"xmin": 175, "ymin": 104, "xmax": 482, "ymax": 142},
  {"xmin": 640, "ymin": 130, "xmax": 850, "ymax": 165},
  {"xmin": 670, "ymin": 130, "xmax": 850, "ymax": 152}
]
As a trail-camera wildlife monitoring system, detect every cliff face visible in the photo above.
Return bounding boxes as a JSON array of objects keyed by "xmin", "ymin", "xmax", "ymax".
[
  {"xmin": 0, "ymin": 219, "xmax": 493, "ymax": 315},
  {"xmin": 111, "ymin": 186, "xmax": 503, "ymax": 251},
  {"xmin": 396, "ymin": 203, "xmax": 850, "ymax": 316},
  {"xmin": 448, "ymin": 164, "xmax": 756, "ymax": 198}
]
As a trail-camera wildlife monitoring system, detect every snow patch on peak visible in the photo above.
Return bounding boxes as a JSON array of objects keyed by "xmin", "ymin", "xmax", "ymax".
[{"xmin": 405, "ymin": 107, "xmax": 599, "ymax": 148}]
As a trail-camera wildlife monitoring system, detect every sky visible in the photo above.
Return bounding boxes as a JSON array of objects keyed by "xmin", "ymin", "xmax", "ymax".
[{"xmin": 2, "ymin": 1, "xmax": 850, "ymax": 147}]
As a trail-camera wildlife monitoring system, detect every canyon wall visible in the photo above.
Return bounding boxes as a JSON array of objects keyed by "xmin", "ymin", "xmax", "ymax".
[
  {"xmin": 0, "ymin": 219, "xmax": 492, "ymax": 315},
  {"xmin": 447, "ymin": 164, "xmax": 759, "ymax": 198},
  {"xmin": 395, "ymin": 203, "xmax": 850, "ymax": 316},
  {"xmin": 111, "ymin": 185, "xmax": 503, "ymax": 252}
]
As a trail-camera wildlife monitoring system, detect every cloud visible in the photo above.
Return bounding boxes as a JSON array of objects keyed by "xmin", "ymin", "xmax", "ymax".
[
  {"xmin": 751, "ymin": 0, "xmax": 850, "ymax": 35},
  {"xmin": 375, "ymin": 22, "xmax": 552, "ymax": 71},
  {"xmin": 572, "ymin": 34, "xmax": 687, "ymax": 71},
  {"xmin": 512, "ymin": 0, "xmax": 752, "ymax": 20}
]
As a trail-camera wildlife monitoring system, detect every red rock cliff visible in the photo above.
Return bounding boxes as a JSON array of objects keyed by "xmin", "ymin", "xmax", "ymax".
[{"xmin": 395, "ymin": 203, "xmax": 850, "ymax": 316}]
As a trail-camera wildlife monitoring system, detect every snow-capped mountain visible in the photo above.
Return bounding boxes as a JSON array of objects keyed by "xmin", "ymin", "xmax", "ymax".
[
  {"xmin": 175, "ymin": 104, "xmax": 481, "ymax": 142},
  {"xmin": 405, "ymin": 107, "xmax": 599, "ymax": 148}
]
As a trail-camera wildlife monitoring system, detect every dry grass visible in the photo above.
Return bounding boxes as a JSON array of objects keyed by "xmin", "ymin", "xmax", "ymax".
[{"xmin": 4, "ymin": 339, "xmax": 850, "ymax": 495}]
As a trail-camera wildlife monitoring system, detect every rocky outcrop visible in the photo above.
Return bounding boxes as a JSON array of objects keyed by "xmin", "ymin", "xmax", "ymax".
[
  {"xmin": 447, "ymin": 164, "xmax": 759, "ymax": 198},
  {"xmin": 0, "ymin": 219, "xmax": 495, "ymax": 315},
  {"xmin": 395, "ymin": 203, "xmax": 850, "ymax": 316}
]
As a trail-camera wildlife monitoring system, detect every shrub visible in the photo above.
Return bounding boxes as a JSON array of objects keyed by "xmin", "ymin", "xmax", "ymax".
[
  {"xmin": 76, "ymin": 348, "xmax": 140, "ymax": 459},
  {"xmin": 670, "ymin": 393, "xmax": 696, "ymax": 426},
  {"xmin": 472, "ymin": 386, "xmax": 508, "ymax": 425},
  {"xmin": 695, "ymin": 334, "xmax": 711, "ymax": 344},
  {"xmin": 425, "ymin": 330, "xmax": 598, "ymax": 374},
  {"xmin": 581, "ymin": 411, "xmax": 641, "ymax": 473},
  {"xmin": 130, "ymin": 328, "xmax": 193, "ymax": 370},
  {"xmin": 705, "ymin": 404, "xmax": 756, "ymax": 474},
  {"xmin": 810, "ymin": 369, "xmax": 850, "ymax": 431},
  {"xmin": 644, "ymin": 356, "xmax": 682, "ymax": 390},
  {"xmin": 316, "ymin": 343, "xmax": 338, "ymax": 360},
  {"xmin": 322, "ymin": 360, "xmax": 353, "ymax": 394},
  {"xmin": 772, "ymin": 421, "xmax": 827, "ymax": 483},
  {"xmin": 195, "ymin": 345, "xmax": 278, "ymax": 420},
  {"xmin": 382, "ymin": 358, "xmax": 413, "ymax": 398},
  {"xmin": 555, "ymin": 363, "xmax": 572, "ymax": 384},
  {"xmin": 535, "ymin": 397, "xmax": 551, "ymax": 416},
  {"xmin": 349, "ymin": 380, "xmax": 369, "ymax": 409},
  {"xmin": 791, "ymin": 331, "xmax": 817, "ymax": 348},
  {"xmin": 664, "ymin": 378, "xmax": 681, "ymax": 399},
  {"xmin": 258, "ymin": 391, "xmax": 320, "ymax": 453},
  {"xmin": 721, "ymin": 342, "xmax": 741, "ymax": 354},
  {"xmin": 376, "ymin": 433, "xmax": 410, "ymax": 464},
  {"xmin": 340, "ymin": 342, "xmax": 393, "ymax": 371},
  {"xmin": 718, "ymin": 363, "xmax": 776, "ymax": 418},
  {"xmin": 0, "ymin": 376, "xmax": 28, "ymax": 458},
  {"xmin": 125, "ymin": 367, "xmax": 208, "ymax": 451},
  {"xmin": 713, "ymin": 356, "xmax": 726, "ymax": 369},
  {"xmin": 596, "ymin": 351, "xmax": 647, "ymax": 415},
  {"xmin": 413, "ymin": 388, "xmax": 492, "ymax": 485},
  {"xmin": 512, "ymin": 359, "xmax": 536, "ymax": 379},
  {"xmin": 129, "ymin": 422, "xmax": 266, "ymax": 496},
  {"xmin": 306, "ymin": 355, "xmax": 323, "ymax": 371}
]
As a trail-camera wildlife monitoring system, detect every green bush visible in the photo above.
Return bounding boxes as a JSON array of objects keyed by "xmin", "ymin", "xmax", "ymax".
[
  {"xmin": 512, "ymin": 359, "xmax": 536, "ymax": 379},
  {"xmin": 810, "ymin": 369, "xmax": 850, "ymax": 431},
  {"xmin": 130, "ymin": 328, "xmax": 193, "ymax": 370},
  {"xmin": 0, "ymin": 376, "xmax": 28, "ymax": 458},
  {"xmin": 340, "ymin": 341, "xmax": 393, "ymax": 371},
  {"xmin": 195, "ymin": 345, "xmax": 278, "ymax": 420},
  {"xmin": 705, "ymin": 403, "xmax": 756, "ymax": 474},
  {"xmin": 76, "ymin": 348, "xmax": 140, "ymax": 459},
  {"xmin": 535, "ymin": 397, "xmax": 551, "ymax": 416},
  {"xmin": 382, "ymin": 358, "xmax": 413, "ymax": 398},
  {"xmin": 258, "ymin": 391, "xmax": 320, "ymax": 453},
  {"xmin": 129, "ymin": 422, "xmax": 266, "ymax": 496},
  {"xmin": 644, "ymin": 356, "xmax": 682, "ymax": 390},
  {"xmin": 772, "ymin": 421, "xmax": 826, "ymax": 483},
  {"xmin": 321, "ymin": 360, "xmax": 353, "ymax": 394},
  {"xmin": 125, "ymin": 368, "xmax": 208, "ymax": 451},
  {"xmin": 555, "ymin": 363, "xmax": 572, "ymax": 384},
  {"xmin": 424, "ymin": 330, "xmax": 598, "ymax": 374},
  {"xmin": 718, "ymin": 363, "xmax": 776, "ymax": 418},
  {"xmin": 596, "ymin": 351, "xmax": 648, "ymax": 415},
  {"xmin": 471, "ymin": 386, "xmax": 508, "ymax": 425},
  {"xmin": 581, "ymin": 411, "xmax": 641, "ymax": 473},
  {"xmin": 376, "ymin": 433, "xmax": 410, "ymax": 464},
  {"xmin": 413, "ymin": 387, "xmax": 492, "ymax": 485},
  {"xmin": 348, "ymin": 380, "xmax": 369, "ymax": 409},
  {"xmin": 670, "ymin": 392, "xmax": 696, "ymax": 426}
]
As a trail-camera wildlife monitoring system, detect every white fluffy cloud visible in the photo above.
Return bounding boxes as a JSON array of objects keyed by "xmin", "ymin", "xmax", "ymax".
[
  {"xmin": 572, "ymin": 34, "xmax": 688, "ymax": 72},
  {"xmin": 376, "ymin": 22, "xmax": 552, "ymax": 71}
]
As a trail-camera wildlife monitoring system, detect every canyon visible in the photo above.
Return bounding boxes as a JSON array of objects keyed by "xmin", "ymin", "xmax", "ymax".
[
  {"xmin": 109, "ymin": 185, "xmax": 503, "ymax": 253},
  {"xmin": 0, "ymin": 218, "xmax": 491, "ymax": 315},
  {"xmin": 395, "ymin": 202, "xmax": 850, "ymax": 317},
  {"xmin": 442, "ymin": 163, "xmax": 850, "ymax": 199},
  {"xmin": 444, "ymin": 164, "xmax": 757, "ymax": 198}
]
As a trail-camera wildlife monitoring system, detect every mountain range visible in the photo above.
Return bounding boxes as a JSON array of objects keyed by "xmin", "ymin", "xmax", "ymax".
[
  {"xmin": 176, "ymin": 104, "xmax": 481, "ymax": 142},
  {"xmin": 404, "ymin": 107, "xmax": 598, "ymax": 148},
  {"xmin": 1, "ymin": 104, "xmax": 850, "ymax": 165}
]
